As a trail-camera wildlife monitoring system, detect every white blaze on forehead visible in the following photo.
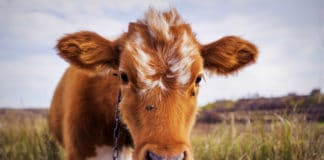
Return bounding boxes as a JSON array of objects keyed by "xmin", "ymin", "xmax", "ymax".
[
  {"xmin": 126, "ymin": 33, "xmax": 156, "ymax": 76},
  {"xmin": 126, "ymin": 33, "xmax": 166, "ymax": 92},
  {"xmin": 125, "ymin": 8, "xmax": 200, "ymax": 92},
  {"xmin": 178, "ymin": 70, "xmax": 192, "ymax": 85},
  {"xmin": 151, "ymin": 78, "xmax": 166, "ymax": 90},
  {"xmin": 169, "ymin": 56, "xmax": 194, "ymax": 85},
  {"xmin": 180, "ymin": 31, "xmax": 198, "ymax": 56},
  {"xmin": 168, "ymin": 31, "xmax": 199, "ymax": 85},
  {"xmin": 139, "ymin": 76, "xmax": 167, "ymax": 95},
  {"xmin": 134, "ymin": 32, "xmax": 144, "ymax": 48}
]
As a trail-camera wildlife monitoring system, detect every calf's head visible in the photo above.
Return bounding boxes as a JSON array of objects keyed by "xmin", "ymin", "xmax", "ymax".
[{"xmin": 56, "ymin": 8, "xmax": 257, "ymax": 160}]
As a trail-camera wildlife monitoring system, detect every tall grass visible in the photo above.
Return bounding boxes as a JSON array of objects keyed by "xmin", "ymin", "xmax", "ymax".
[
  {"xmin": 192, "ymin": 114, "xmax": 324, "ymax": 160},
  {"xmin": 0, "ymin": 111, "xmax": 63, "ymax": 160},
  {"xmin": 0, "ymin": 109, "xmax": 323, "ymax": 160}
]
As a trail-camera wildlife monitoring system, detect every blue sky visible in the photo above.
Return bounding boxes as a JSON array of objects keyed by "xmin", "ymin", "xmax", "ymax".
[{"xmin": 0, "ymin": 0, "xmax": 323, "ymax": 108}]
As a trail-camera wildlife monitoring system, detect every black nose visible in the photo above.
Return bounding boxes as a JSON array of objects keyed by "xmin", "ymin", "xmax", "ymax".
[{"xmin": 147, "ymin": 151, "xmax": 185, "ymax": 160}]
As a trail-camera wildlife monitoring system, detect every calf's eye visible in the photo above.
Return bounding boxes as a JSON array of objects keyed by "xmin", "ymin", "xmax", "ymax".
[
  {"xmin": 195, "ymin": 75, "xmax": 202, "ymax": 85},
  {"xmin": 120, "ymin": 72, "xmax": 129, "ymax": 84}
]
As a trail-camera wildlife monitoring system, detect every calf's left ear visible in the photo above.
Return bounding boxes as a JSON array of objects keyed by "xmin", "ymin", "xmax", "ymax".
[
  {"xmin": 200, "ymin": 36, "xmax": 258, "ymax": 75},
  {"xmin": 56, "ymin": 31, "xmax": 121, "ymax": 72}
]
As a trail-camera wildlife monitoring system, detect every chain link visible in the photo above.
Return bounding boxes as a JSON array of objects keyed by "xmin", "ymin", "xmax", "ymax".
[{"xmin": 113, "ymin": 90, "xmax": 122, "ymax": 160}]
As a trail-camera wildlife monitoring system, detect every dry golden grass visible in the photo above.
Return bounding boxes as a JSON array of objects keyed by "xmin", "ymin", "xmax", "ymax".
[
  {"xmin": 0, "ymin": 109, "xmax": 323, "ymax": 160},
  {"xmin": 192, "ymin": 115, "xmax": 324, "ymax": 160}
]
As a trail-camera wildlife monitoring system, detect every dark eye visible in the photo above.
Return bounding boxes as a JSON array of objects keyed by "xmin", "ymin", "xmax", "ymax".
[
  {"xmin": 120, "ymin": 72, "xmax": 129, "ymax": 83},
  {"xmin": 195, "ymin": 75, "xmax": 202, "ymax": 85}
]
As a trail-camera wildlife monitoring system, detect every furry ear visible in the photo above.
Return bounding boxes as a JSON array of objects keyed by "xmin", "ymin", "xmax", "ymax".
[
  {"xmin": 200, "ymin": 36, "xmax": 258, "ymax": 75},
  {"xmin": 56, "ymin": 31, "xmax": 120, "ymax": 72}
]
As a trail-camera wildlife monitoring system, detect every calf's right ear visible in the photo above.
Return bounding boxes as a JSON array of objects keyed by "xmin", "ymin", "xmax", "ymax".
[
  {"xmin": 56, "ymin": 31, "xmax": 120, "ymax": 72},
  {"xmin": 200, "ymin": 36, "xmax": 258, "ymax": 75}
]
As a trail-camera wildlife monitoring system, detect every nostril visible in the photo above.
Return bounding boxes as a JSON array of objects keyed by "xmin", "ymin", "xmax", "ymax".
[
  {"xmin": 146, "ymin": 151, "xmax": 186, "ymax": 160},
  {"xmin": 147, "ymin": 151, "xmax": 163, "ymax": 160},
  {"xmin": 171, "ymin": 152, "xmax": 185, "ymax": 160}
]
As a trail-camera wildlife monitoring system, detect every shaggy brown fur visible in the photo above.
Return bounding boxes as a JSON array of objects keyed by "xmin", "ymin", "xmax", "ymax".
[{"xmin": 49, "ymin": 8, "xmax": 258, "ymax": 160}]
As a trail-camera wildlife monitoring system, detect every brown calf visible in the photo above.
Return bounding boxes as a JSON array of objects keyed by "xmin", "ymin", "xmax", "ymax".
[{"xmin": 49, "ymin": 8, "xmax": 258, "ymax": 160}]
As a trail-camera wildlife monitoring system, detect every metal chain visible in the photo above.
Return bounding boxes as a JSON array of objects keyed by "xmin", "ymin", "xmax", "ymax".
[{"xmin": 113, "ymin": 89, "xmax": 122, "ymax": 160}]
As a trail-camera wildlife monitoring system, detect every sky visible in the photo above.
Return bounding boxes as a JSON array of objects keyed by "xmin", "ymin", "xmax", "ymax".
[{"xmin": 0, "ymin": 0, "xmax": 323, "ymax": 108}]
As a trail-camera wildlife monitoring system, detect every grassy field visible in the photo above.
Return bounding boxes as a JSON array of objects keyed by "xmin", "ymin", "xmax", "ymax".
[
  {"xmin": 192, "ymin": 116, "xmax": 324, "ymax": 160},
  {"xmin": 0, "ymin": 109, "xmax": 323, "ymax": 160},
  {"xmin": 0, "ymin": 109, "xmax": 63, "ymax": 160}
]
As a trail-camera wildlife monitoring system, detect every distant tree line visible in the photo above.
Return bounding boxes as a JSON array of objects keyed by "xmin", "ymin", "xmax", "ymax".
[{"xmin": 197, "ymin": 89, "xmax": 324, "ymax": 124}]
